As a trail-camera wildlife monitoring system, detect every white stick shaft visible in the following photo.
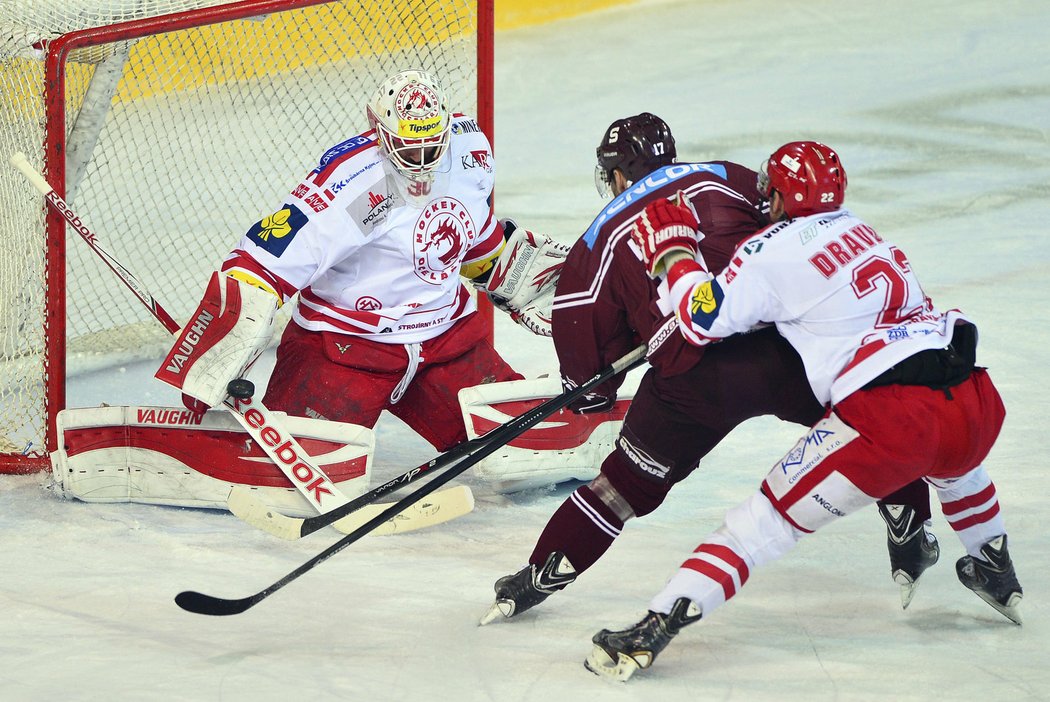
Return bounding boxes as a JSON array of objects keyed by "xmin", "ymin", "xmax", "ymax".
[
  {"xmin": 222, "ymin": 395, "xmax": 351, "ymax": 513},
  {"xmin": 9, "ymin": 151, "xmax": 180, "ymax": 333}
]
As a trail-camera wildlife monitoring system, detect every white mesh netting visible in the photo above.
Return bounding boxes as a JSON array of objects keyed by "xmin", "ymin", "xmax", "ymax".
[{"xmin": 0, "ymin": 0, "xmax": 483, "ymax": 468}]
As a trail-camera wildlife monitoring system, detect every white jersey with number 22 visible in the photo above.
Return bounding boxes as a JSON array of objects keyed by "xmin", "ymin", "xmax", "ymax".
[{"xmin": 668, "ymin": 208, "xmax": 971, "ymax": 405}]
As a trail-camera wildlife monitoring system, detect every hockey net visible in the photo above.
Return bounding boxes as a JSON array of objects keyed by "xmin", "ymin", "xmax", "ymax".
[{"xmin": 0, "ymin": 0, "xmax": 493, "ymax": 472}]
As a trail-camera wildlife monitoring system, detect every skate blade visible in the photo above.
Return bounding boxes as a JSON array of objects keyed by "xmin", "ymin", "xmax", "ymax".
[
  {"xmin": 478, "ymin": 599, "xmax": 514, "ymax": 626},
  {"xmin": 899, "ymin": 580, "xmax": 918, "ymax": 610},
  {"xmin": 975, "ymin": 590, "xmax": 1023, "ymax": 625},
  {"xmin": 892, "ymin": 570, "xmax": 920, "ymax": 610},
  {"xmin": 584, "ymin": 645, "xmax": 645, "ymax": 683}
]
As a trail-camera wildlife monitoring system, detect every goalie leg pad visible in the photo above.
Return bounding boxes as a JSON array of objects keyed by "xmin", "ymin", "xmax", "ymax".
[
  {"xmin": 51, "ymin": 406, "xmax": 374, "ymax": 518},
  {"xmin": 459, "ymin": 377, "xmax": 633, "ymax": 493}
]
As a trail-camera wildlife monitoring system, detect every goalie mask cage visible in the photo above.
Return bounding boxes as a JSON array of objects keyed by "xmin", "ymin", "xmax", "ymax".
[{"xmin": 0, "ymin": 0, "xmax": 494, "ymax": 473}]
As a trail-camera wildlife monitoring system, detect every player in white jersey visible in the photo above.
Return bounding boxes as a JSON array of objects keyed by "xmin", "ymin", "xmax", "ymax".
[
  {"xmin": 155, "ymin": 70, "xmax": 560, "ymax": 452},
  {"xmin": 584, "ymin": 141, "xmax": 1022, "ymax": 682}
]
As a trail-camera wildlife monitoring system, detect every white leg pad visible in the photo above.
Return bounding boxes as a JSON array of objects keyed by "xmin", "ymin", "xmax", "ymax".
[
  {"xmin": 459, "ymin": 377, "xmax": 633, "ymax": 493},
  {"xmin": 50, "ymin": 406, "xmax": 374, "ymax": 517}
]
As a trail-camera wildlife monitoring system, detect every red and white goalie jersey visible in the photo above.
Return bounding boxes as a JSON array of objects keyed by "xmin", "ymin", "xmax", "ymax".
[
  {"xmin": 222, "ymin": 114, "xmax": 503, "ymax": 344},
  {"xmin": 668, "ymin": 208, "xmax": 971, "ymax": 405}
]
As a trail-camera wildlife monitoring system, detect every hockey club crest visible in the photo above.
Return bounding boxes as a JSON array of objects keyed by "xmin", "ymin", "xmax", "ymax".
[
  {"xmin": 395, "ymin": 83, "xmax": 444, "ymax": 138},
  {"xmin": 413, "ymin": 197, "xmax": 475, "ymax": 284}
]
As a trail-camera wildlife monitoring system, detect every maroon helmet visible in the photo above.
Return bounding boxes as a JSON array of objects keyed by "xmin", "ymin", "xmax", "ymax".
[
  {"xmin": 595, "ymin": 112, "xmax": 677, "ymax": 197},
  {"xmin": 758, "ymin": 141, "xmax": 847, "ymax": 218}
]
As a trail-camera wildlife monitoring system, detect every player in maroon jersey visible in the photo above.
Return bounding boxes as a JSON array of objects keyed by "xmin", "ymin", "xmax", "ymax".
[{"xmin": 481, "ymin": 114, "xmax": 936, "ymax": 625}]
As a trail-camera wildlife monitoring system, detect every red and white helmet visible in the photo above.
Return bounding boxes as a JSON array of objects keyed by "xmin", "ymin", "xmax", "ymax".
[
  {"xmin": 366, "ymin": 69, "xmax": 451, "ymax": 181},
  {"xmin": 758, "ymin": 141, "xmax": 847, "ymax": 218}
]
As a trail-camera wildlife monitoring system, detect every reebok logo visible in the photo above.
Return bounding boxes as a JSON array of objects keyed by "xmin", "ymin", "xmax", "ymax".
[{"xmin": 232, "ymin": 395, "xmax": 335, "ymax": 506}]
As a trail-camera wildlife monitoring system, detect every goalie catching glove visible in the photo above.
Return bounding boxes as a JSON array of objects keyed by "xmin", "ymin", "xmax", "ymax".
[
  {"xmin": 478, "ymin": 219, "xmax": 570, "ymax": 337},
  {"xmin": 631, "ymin": 190, "xmax": 702, "ymax": 277},
  {"xmin": 156, "ymin": 271, "xmax": 279, "ymax": 411}
]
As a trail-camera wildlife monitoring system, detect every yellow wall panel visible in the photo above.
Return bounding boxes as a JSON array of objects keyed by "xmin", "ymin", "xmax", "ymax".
[{"xmin": 495, "ymin": 0, "xmax": 638, "ymax": 30}]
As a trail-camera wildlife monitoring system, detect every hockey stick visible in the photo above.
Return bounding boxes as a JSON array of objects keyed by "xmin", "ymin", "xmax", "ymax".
[
  {"xmin": 9, "ymin": 151, "xmax": 346, "ymax": 510},
  {"xmin": 227, "ymin": 483, "xmax": 476, "ymax": 540},
  {"xmin": 9, "ymin": 152, "xmax": 180, "ymax": 333},
  {"xmin": 175, "ymin": 343, "xmax": 646, "ymax": 615},
  {"xmin": 9, "ymin": 151, "xmax": 472, "ymax": 527},
  {"xmin": 229, "ymin": 343, "xmax": 644, "ymax": 540}
]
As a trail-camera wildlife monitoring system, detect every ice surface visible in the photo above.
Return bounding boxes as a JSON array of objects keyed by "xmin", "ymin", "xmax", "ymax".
[{"xmin": 3, "ymin": 0, "xmax": 1048, "ymax": 699}]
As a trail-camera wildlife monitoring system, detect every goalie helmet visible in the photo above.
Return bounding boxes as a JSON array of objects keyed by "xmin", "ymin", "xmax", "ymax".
[
  {"xmin": 595, "ymin": 112, "xmax": 676, "ymax": 197},
  {"xmin": 757, "ymin": 141, "xmax": 847, "ymax": 219},
  {"xmin": 366, "ymin": 69, "xmax": 451, "ymax": 181}
]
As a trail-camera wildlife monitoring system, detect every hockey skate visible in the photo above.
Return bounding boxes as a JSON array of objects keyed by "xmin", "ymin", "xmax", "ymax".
[
  {"xmin": 956, "ymin": 535, "xmax": 1023, "ymax": 625},
  {"xmin": 878, "ymin": 502, "xmax": 940, "ymax": 609},
  {"xmin": 478, "ymin": 552, "xmax": 576, "ymax": 625},
  {"xmin": 585, "ymin": 598, "xmax": 702, "ymax": 682}
]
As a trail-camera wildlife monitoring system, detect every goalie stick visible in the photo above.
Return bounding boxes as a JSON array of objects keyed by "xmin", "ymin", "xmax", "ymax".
[
  {"xmin": 9, "ymin": 152, "xmax": 473, "ymax": 530},
  {"xmin": 10, "ymin": 152, "xmax": 180, "ymax": 334},
  {"xmin": 175, "ymin": 344, "xmax": 646, "ymax": 616},
  {"xmin": 10, "ymin": 152, "xmax": 349, "ymax": 512},
  {"xmin": 227, "ymin": 484, "xmax": 475, "ymax": 539},
  {"xmin": 228, "ymin": 344, "xmax": 642, "ymax": 540}
]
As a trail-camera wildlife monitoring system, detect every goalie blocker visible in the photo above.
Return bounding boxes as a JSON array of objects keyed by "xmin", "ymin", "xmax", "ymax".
[
  {"xmin": 51, "ymin": 406, "xmax": 374, "ymax": 517},
  {"xmin": 156, "ymin": 271, "xmax": 279, "ymax": 411},
  {"xmin": 459, "ymin": 377, "xmax": 632, "ymax": 493}
]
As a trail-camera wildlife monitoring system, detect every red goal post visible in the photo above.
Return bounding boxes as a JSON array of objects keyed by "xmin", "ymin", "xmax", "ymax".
[{"xmin": 0, "ymin": 0, "xmax": 494, "ymax": 473}]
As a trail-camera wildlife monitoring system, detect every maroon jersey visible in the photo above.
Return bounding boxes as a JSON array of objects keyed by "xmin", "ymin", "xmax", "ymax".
[{"xmin": 551, "ymin": 161, "xmax": 768, "ymax": 399}]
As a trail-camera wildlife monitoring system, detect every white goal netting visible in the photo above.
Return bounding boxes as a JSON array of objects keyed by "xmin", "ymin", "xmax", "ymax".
[{"xmin": 0, "ymin": 0, "xmax": 487, "ymax": 469}]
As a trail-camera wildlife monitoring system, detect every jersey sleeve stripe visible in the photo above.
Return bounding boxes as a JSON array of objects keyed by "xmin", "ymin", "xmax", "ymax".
[{"xmin": 221, "ymin": 250, "xmax": 298, "ymax": 301}]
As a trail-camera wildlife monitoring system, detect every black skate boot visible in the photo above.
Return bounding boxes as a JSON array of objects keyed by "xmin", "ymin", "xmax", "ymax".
[
  {"xmin": 956, "ymin": 535, "xmax": 1023, "ymax": 625},
  {"xmin": 878, "ymin": 502, "xmax": 940, "ymax": 609},
  {"xmin": 584, "ymin": 597, "xmax": 702, "ymax": 682},
  {"xmin": 478, "ymin": 552, "xmax": 576, "ymax": 625}
]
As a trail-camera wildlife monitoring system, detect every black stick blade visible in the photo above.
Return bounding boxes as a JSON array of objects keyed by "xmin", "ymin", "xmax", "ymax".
[{"xmin": 175, "ymin": 590, "xmax": 257, "ymax": 616}]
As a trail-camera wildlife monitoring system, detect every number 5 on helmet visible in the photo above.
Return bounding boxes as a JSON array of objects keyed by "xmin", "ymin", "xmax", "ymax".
[
  {"xmin": 155, "ymin": 272, "xmax": 280, "ymax": 410},
  {"xmin": 630, "ymin": 190, "xmax": 701, "ymax": 277}
]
